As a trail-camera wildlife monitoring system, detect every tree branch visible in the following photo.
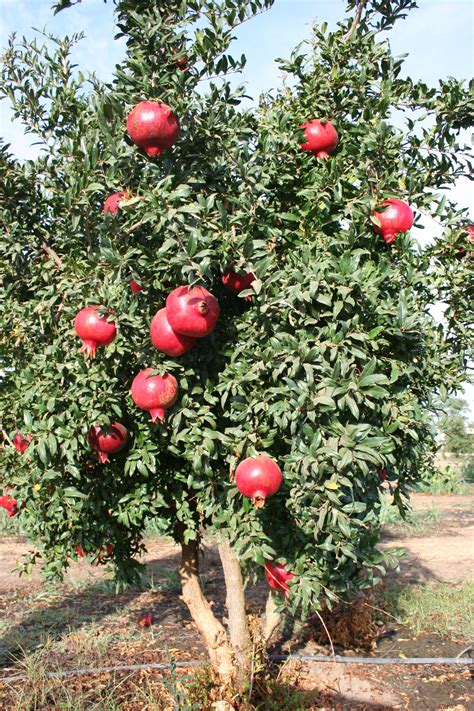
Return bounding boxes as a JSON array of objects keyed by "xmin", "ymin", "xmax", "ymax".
[
  {"xmin": 262, "ymin": 590, "xmax": 282, "ymax": 643},
  {"xmin": 179, "ymin": 537, "xmax": 235, "ymax": 684},
  {"xmin": 218, "ymin": 538, "xmax": 252, "ymax": 684},
  {"xmin": 344, "ymin": 0, "xmax": 367, "ymax": 42}
]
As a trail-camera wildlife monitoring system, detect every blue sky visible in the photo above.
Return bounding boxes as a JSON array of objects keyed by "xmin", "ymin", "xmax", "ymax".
[
  {"xmin": 1, "ymin": 0, "xmax": 473, "ymax": 153},
  {"xmin": 1, "ymin": 0, "xmax": 473, "ymax": 409}
]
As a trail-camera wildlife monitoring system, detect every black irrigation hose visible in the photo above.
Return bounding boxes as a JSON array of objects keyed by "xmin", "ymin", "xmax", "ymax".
[{"xmin": 0, "ymin": 654, "xmax": 472, "ymax": 685}]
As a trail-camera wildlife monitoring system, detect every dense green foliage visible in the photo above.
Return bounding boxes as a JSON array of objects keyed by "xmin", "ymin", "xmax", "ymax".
[{"xmin": 1, "ymin": 0, "xmax": 472, "ymax": 615}]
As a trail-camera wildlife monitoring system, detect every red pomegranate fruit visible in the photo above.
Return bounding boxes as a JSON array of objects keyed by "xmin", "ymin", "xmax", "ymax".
[
  {"xmin": 74, "ymin": 306, "xmax": 117, "ymax": 358},
  {"xmin": 76, "ymin": 543, "xmax": 114, "ymax": 564},
  {"xmin": 166, "ymin": 286, "xmax": 220, "ymax": 338},
  {"xmin": 378, "ymin": 468, "xmax": 388, "ymax": 482},
  {"xmin": 138, "ymin": 612, "xmax": 154, "ymax": 628},
  {"xmin": 300, "ymin": 119, "xmax": 338, "ymax": 159},
  {"xmin": 126, "ymin": 101, "xmax": 180, "ymax": 158},
  {"xmin": 130, "ymin": 279, "xmax": 144, "ymax": 294},
  {"xmin": 103, "ymin": 191, "xmax": 129, "ymax": 215},
  {"xmin": 221, "ymin": 270, "xmax": 256, "ymax": 301},
  {"xmin": 13, "ymin": 432, "xmax": 31, "ymax": 454},
  {"xmin": 150, "ymin": 308, "xmax": 197, "ymax": 357},
  {"xmin": 373, "ymin": 199, "xmax": 414, "ymax": 244},
  {"xmin": 0, "ymin": 490, "xmax": 19, "ymax": 517},
  {"xmin": 131, "ymin": 368, "xmax": 179, "ymax": 423},
  {"xmin": 467, "ymin": 225, "xmax": 474, "ymax": 243},
  {"xmin": 265, "ymin": 561, "xmax": 295, "ymax": 594},
  {"xmin": 234, "ymin": 455, "xmax": 283, "ymax": 508},
  {"xmin": 88, "ymin": 422, "xmax": 128, "ymax": 463}
]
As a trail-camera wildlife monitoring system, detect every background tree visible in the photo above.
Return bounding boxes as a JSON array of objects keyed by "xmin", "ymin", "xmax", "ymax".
[
  {"xmin": 438, "ymin": 397, "xmax": 473, "ymax": 456},
  {"xmin": 1, "ymin": 0, "xmax": 472, "ymax": 690}
]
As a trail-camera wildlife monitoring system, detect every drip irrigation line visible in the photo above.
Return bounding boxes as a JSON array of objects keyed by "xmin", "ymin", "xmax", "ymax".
[
  {"xmin": 0, "ymin": 654, "xmax": 472, "ymax": 685},
  {"xmin": 271, "ymin": 654, "xmax": 474, "ymax": 665}
]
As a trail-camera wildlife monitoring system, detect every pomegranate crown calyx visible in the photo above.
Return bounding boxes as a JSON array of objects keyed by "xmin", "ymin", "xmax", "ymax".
[{"xmin": 197, "ymin": 300, "xmax": 209, "ymax": 315}]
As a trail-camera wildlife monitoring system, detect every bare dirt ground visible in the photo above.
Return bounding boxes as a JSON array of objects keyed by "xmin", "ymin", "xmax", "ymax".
[
  {"xmin": 380, "ymin": 492, "xmax": 474, "ymax": 584},
  {"xmin": 0, "ymin": 491, "xmax": 472, "ymax": 710}
]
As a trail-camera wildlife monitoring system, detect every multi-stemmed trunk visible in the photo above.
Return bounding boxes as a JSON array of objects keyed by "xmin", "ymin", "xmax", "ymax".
[{"xmin": 179, "ymin": 535, "xmax": 281, "ymax": 689}]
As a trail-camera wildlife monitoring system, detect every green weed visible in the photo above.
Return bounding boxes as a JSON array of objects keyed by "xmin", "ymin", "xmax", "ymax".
[
  {"xmin": 384, "ymin": 580, "xmax": 474, "ymax": 639},
  {"xmin": 380, "ymin": 500, "xmax": 442, "ymax": 533}
]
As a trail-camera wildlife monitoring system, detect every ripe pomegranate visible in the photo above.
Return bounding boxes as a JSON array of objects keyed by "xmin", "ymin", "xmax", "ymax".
[
  {"xmin": 235, "ymin": 455, "xmax": 283, "ymax": 508},
  {"xmin": 166, "ymin": 286, "xmax": 220, "ymax": 338},
  {"xmin": 221, "ymin": 270, "xmax": 256, "ymax": 301},
  {"xmin": 265, "ymin": 561, "xmax": 295, "ymax": 594},
  {"xmin": 378, "ymin": 468, "xmax": 388, "ymax": 481},
  {"xmin": 373, "ymin": 199, "xmax": 414, "ymax": 244},
  {"xmin": 138, "ymin": 612, "xmax": 153, "ymax": 628},
  {"xmin": 0, "ymin": 490, "xmax": 18, "ymax": 517},
  {"xmin": 76, "ymin": 543, "xmax": 114, "ymax": 564},
  {"xmin": 300, "ymin": 119, "xmax": 338, "ymax": 159},
  {"xmin": 130, "ymin": 279, "xmax": 144, "ymax": 294},
  {"xmin": 467, "ymin": 225, "xmax": 474, "ymax": 243},
  {"xmin": 126, "ymin": 101, "xmax": 180, "ymax": 158},
  {"xmin": 103, "ymin": 191, "xmax": 129, "ymax": 215},
  {"xmin": 131, "ymin": 368, "xmax": 178, "ymax": 423},
  {"xmin": 74, "ymin": 306, "xmax": 117, "ymax": 358},
  {"xmin": 88, "ymin": 422, "xmax": 128, "ymax": 463},
  {"xmin": 13, "ymin": 432, "xmax": 31, "ymax": 454},
  {"xmin": 150, "ymin": 308, "xmax": 197, "ymax": 357}
]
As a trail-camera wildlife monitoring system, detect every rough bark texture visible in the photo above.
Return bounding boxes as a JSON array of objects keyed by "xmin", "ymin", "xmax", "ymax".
[
  {"xmin": 179, "ymin": 537, "xmax": 235, "ymax": 683},
  {"xmin": 263, "ymin": 590, "xmax": 282, "ymax": 642},
  {"xmin": 218, "ymin": 539, "xmax": 252, "ymax": 684}
]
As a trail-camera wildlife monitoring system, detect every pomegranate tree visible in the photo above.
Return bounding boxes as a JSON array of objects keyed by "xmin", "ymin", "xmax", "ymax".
[
  {"xmin": 373, "ymin": 198, "xmax": 414, "ymax": 244},
  {"xmin": 88, "ymin": 422, "xmax": 128, "ymax": 463},
  {"xmin": 234, "ymin": 455, "xmax": 283, "ymax": 508},
  {"xmin": 2, "ymin": 0, "xmax": 472, "ymax": 694},
  {"xmin": 131, "ymin": 368, "xmax": 178, "ymax": 422},
  {"xmin": 166, "ymin": 285, "xmax": 220, "ymax": 337},
  {"xmin": 74, "ymin": 306, "xmax": 117, "ymax": 358},
  {"xmin": 300, "ymin": 119, "xmax": 338, "ymax": 158},
  {"xmin": 150, "ymin": 307, "xmax": 197, "ymax": 357},
  {"xmin": 126, "ymin": 100, "xmax": 180, "ymax": 157}
]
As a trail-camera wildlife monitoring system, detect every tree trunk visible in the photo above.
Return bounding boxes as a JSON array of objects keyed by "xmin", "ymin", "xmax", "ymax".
[
  {"xmin": 218, "ymin": 538, "xmax": 252, "ymax": 685},
  {"xmin": 179, "ymin": 537, "xmax": 235, "ymax": 685},
  {"xmin": 262, "ymin": 590, "xmax": 282, "ymax": 642}
]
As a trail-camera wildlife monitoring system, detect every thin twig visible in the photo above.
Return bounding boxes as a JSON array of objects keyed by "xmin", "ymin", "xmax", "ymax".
[
  {"xmin": 344, "ymin": 0, "xmax": 367, "ymax": 42},
  {"xmin": 40, "ymin": 241, "xmax": 63, "ymax": 268},
  {"xmin": 313, "ymin": 609, "xmax": 336, "ymax": 660},
  {"xmin": 1, "ymin": 429, "xmax": 14, "ymax": 448}
]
